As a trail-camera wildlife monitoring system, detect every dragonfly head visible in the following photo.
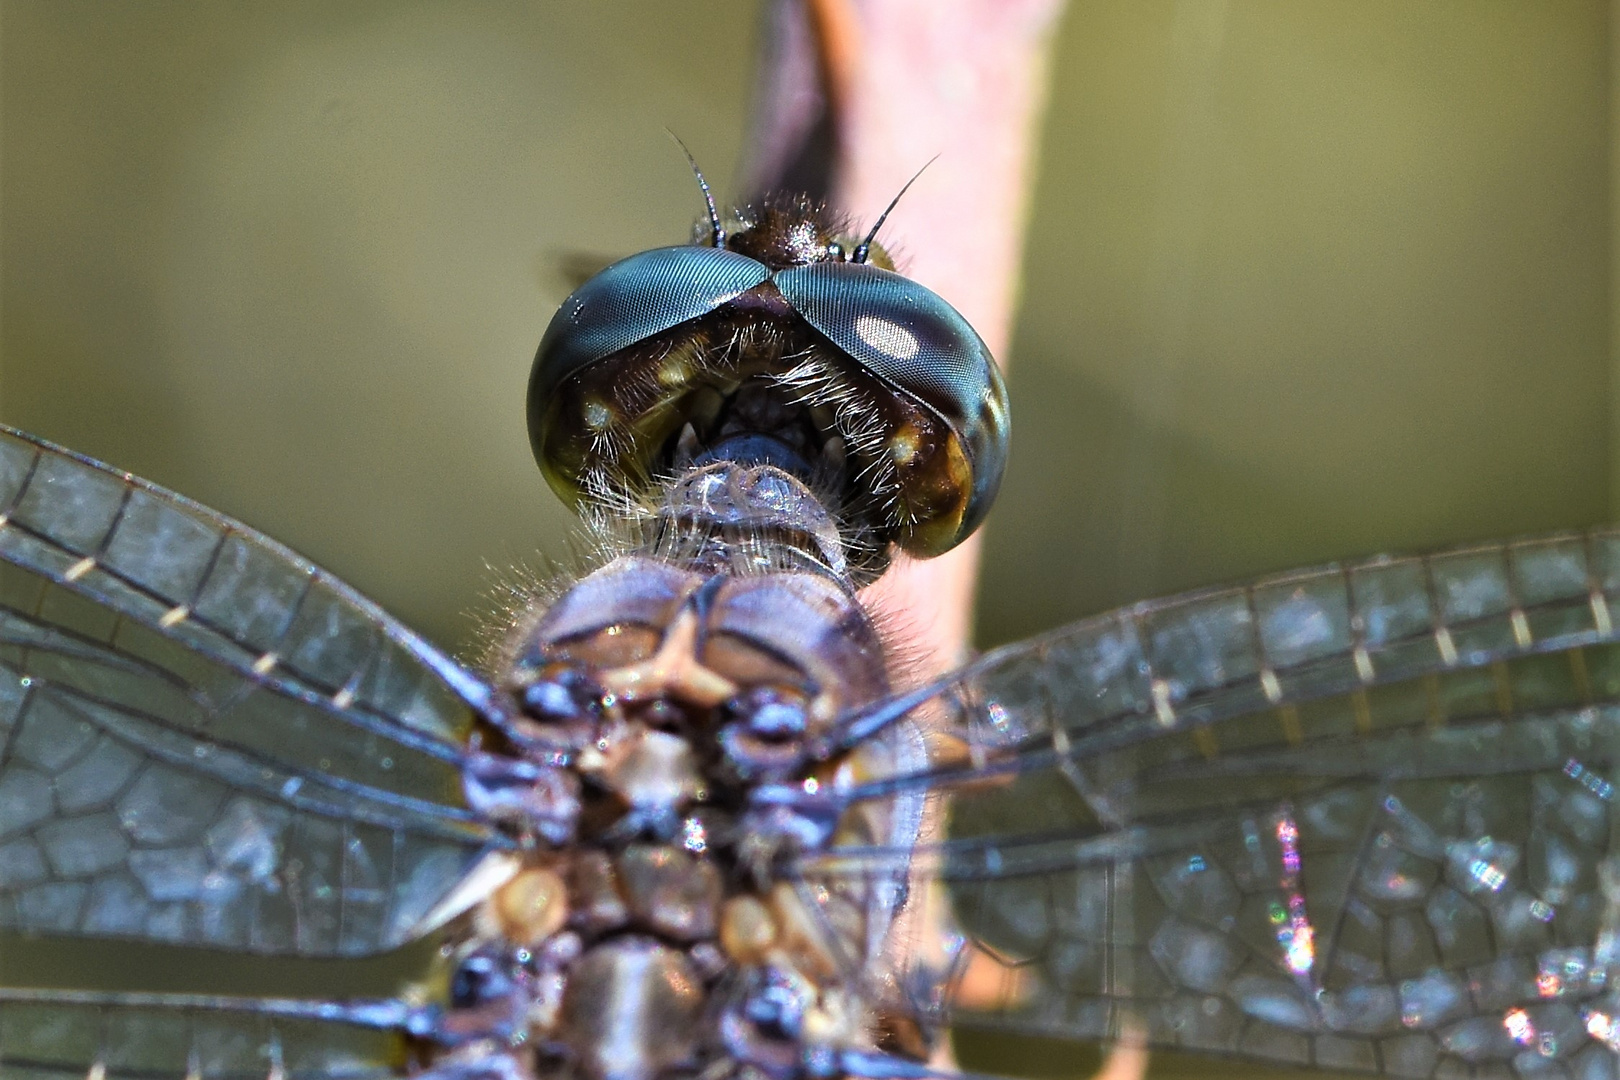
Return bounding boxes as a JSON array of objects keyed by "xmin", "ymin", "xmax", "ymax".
[{"xmin": 528, "ymin": 194, "xmax": 1009, "ymax": 583}]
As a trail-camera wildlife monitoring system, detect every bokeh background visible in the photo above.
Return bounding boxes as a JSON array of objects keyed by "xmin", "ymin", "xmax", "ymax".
[{"xmin": 0, "ymin": 2, "xmax": 1612, "ymax": 1077}]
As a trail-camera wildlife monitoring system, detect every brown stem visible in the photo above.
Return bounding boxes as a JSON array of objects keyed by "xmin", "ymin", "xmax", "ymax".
[
  {"xmin": 743, "ymin": 14, "xmax": 1151, "ymax": 1079},
  {"xmin": 746, "ymin": 0, "xmax": 1068, "ymax": 674}
]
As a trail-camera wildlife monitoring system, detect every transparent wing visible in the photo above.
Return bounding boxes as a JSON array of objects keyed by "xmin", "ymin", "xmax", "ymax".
[
  {"xmin": 0, "ymin": 426, "xmax": 507, "ymax": 957},
  {"xmin": 0, "ymin": 989, "xmax": 411, "ymax": 1079},
  {"xmin": 815, "ymin": 529, "xmax": 1620, "ymax": 1077}
]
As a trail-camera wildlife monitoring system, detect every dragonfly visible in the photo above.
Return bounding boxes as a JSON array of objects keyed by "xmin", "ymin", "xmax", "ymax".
[{"xmin": 2, "ymin": 187, "xmax": 1619, "ymax": 1080}]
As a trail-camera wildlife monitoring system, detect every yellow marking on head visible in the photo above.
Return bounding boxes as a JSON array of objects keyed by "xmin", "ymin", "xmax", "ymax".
[
  {"xmin": 657, "ymin": 358, "xmax": 691, "ymax": 388},
  {"xmin": 887, "ymin": 429, "xmax": 920, "ymax": 466}
]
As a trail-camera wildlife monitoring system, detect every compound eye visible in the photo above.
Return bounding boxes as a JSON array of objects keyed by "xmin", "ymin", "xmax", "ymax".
[
  {"xmin": 528, "ymin": 246, "xmax": 771, "ymax": 503},
  {"xmin": 531, "ymin": 246, "xmax": 771, "ymax": 406},
  {"xmin": 773, "ymin": 262, "xmax": 1009, "ymax": 556}
]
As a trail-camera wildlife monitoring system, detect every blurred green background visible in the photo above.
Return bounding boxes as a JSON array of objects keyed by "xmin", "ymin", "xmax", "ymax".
[
  {"xmin": 0, "ymin": 1, "xmax": 1612, "ymax": 1076},
  {"xmin": 3, "ymin": 1, "xmax": 1609, "ymax": 655},
  {"xmin": 982, "ymin": 0, "xmax": 1610, "ymax": 647}
]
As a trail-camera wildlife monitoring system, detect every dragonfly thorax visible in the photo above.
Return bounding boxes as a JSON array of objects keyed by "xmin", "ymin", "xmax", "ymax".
[
  {"xmin": 442, "ymin": 496, "xmax": 932, "ymax": 1080},
  {"xmin": 641, "ymin": 460, "xmax": 854, "ymax": 582},
  {"xmin": 490, "ymin": 540, "xmax": 892, "ymax": 832}
]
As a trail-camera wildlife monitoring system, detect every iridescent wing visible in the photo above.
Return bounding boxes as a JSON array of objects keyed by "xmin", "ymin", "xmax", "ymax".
[
  {"xmin": 0, "ymin": 989, "xmax": 415, "ymax": 1079},
  {"xmin": 0, "ymin": 425, "xmax": 509, "ymax": 958},
  {"xmin": 814, "ymin": 529, "xmax": 1620, "ymax": 1077}
]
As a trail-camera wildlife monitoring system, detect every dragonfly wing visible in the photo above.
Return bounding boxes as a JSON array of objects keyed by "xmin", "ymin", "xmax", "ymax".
[
  {"xmin": 0, "ymin": 426, "xmax": 507, "ymax": 957},
  {"xmin": 0, "ymin": 989, "xmax": 413, "ymax": 1079},
  {"xmin": 822, "ymin": 530, "xmax": 1620, "ymax": 1076}
]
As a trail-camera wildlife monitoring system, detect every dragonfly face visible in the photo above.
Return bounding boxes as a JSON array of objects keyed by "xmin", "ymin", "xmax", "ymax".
[
  {"xmin": 527, "ymin": 193, "xmax": 1010, "ymax": 580},
  {"xmin": 3, "ymin": 194, "xmax": 1620, "ymax": 1080}
]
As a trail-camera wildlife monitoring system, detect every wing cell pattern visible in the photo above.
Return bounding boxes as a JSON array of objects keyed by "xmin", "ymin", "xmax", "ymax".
[
  {"xmin": 0, "ymin": 990, "xmax": 406, "ymax": 1079},
  {"xmin": 0, "ymin": 428, "xmax": 502, "ymax": 957},
  {"xmin": 820, "ymin": 531, "xmax": 1620, "ymax": 1078},
  {"xmin": 15, "ymin": 411, "xmax": 1620, "ymax": 1080}
]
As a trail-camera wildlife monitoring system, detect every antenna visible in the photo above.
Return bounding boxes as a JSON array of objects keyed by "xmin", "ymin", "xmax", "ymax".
[
  {"xmin": 852, "ymin": 155, "xmax": 938, "ymax": 264},
  {"xmin": 667, "ymin": 131, "xmax": 725, "ymax": 248}
]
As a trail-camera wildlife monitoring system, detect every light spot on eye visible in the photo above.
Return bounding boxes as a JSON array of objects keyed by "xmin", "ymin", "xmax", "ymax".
[{"xmin": 854, "ymin": 314, "xmax": 919, "ymax": 360}]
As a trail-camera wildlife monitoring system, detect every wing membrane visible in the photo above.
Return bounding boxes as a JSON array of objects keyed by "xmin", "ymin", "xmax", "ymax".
[
  {"xmin": 0, "ymin": 427, "xmax": 506, "ymax": 957},
  {"xmin": 0, "ymin": 427, "xmax": 496, "ymax": 747},
  {"xmin": 0, "ymin": 990, "xmax": 409, "ymax": 1079},
  {"xmin": 816, "ymin": 529, "xmax": 1620, "ymax": 1076}
]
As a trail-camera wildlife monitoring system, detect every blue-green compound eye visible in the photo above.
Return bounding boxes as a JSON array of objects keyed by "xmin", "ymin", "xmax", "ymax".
[
  {"xmin": 772, "ymin": 262, "xmax": 1009, "ymax": 546},
  {"xmin": 530, "ymin": 246, "xmax": 771, "ymax": 408},
  {"xmin": 529, "ymin": 238, "xmax": 1010, "ymax": 563}
]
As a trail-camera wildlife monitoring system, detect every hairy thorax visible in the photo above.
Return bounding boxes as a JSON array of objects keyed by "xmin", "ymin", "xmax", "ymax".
[{"xmin": 429, "ymin": 463, "xmax": 933, "ymax": 1080}]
